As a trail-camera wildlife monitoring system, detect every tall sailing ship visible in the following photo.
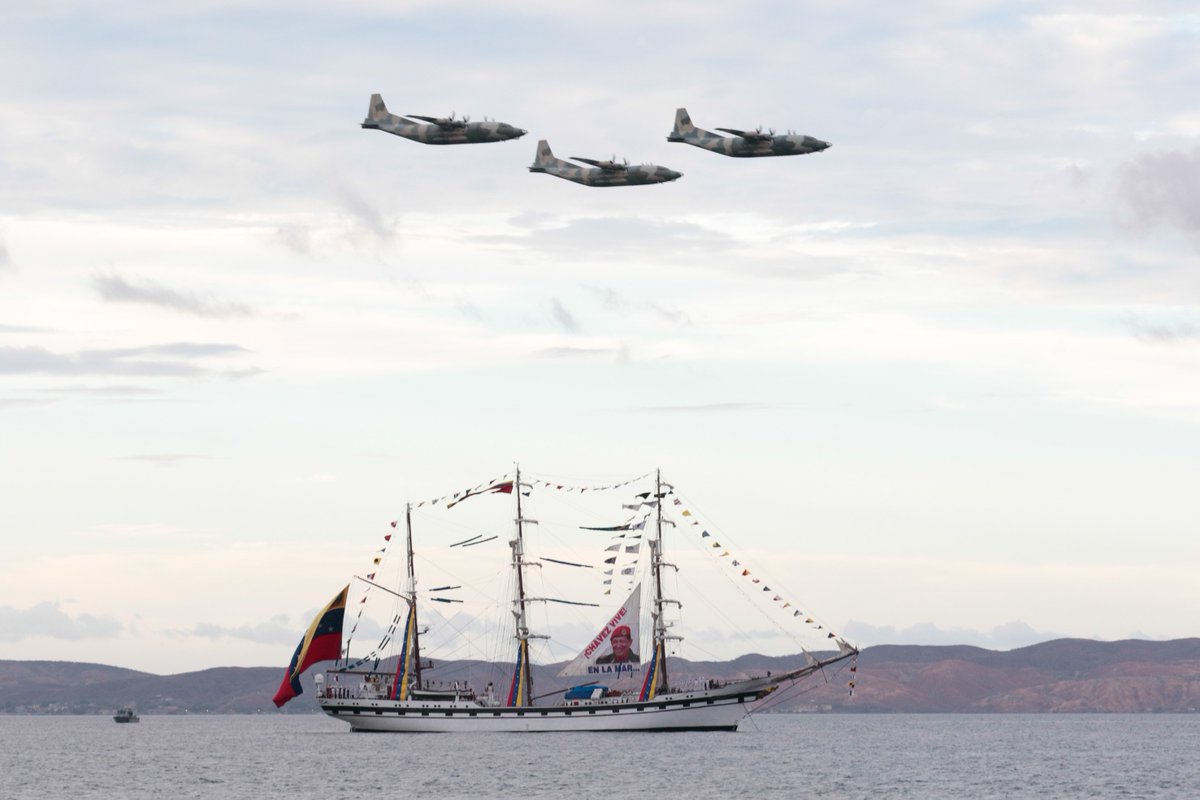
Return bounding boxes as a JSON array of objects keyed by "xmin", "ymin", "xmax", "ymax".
[{"xmin": 274, "ymin": 467, "xmax": 857, "ymax": 732}]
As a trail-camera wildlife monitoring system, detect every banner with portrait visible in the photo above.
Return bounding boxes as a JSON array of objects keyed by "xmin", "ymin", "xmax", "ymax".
[{"xmin": 557, "ymin": 583, "xmax": 642, "ymax": 677}]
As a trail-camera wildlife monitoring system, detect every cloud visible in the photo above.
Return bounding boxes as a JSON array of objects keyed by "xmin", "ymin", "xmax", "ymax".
[
  {"xmin": 0, "ymin": 397, "xmax": 57, "ymax": 409},
  {"xmin": 1113, "ymin": 146, "xmax": 1200, "ymax": 245},
  {"xmin": 274, "ymin": 224, "xmax": 313, "ymax": 255},
  {"xmin": 3, "ymin": 384, "xmax": 163, "ymax": 411},
  {"xmin": 0, "ymin": 236, "xmax": 10, "ymax": 270},
  {"xmin": 634, "ymin": 402, "xmax": 771, "ymax": 413},
  {"xmin": 93, "ymin": 273, "xmax": 254, "ymax": 317},
  {"xmin": 117, "ymin": 453, "xmax": 213, "ymax": 466},
  {"xmin": 0, "ymin": 602, "xmax": 123, "ymax": 641},
  {"xmin": 585, "ymin": 286, "xmax": 692, "ymax": 327},
  {"xmin": 0, "ymin": 324, "xmax": 55, "ymax": 334},
  {"xmin": 488, "ymin": 215, "xmax": 735, "ymax": 257},
  {"xmin": 536, "ymin": 346, "xmax": 623, "ymax": 359},
  {"xmin": 841, "ymin": 619, "xmax": 1062, "ymax": 651},
  {"xmin": 548, "ymin": 297, "xmax": 580, "ymax": 332},
  {"xmin": 0, "ymin": 342, "xmax": 260, "ymax": 379},
  {"xmin": 47, "ymin": 384, "xmax": 163, "ymax": 398},
  {"xmin": 1126, "ymin": 317, "xmax": 1200, "ymax": 344},
  {"xmin": 337, "ymin": 185, "xmax": 398, "ymax": 243},
  {"xmin": 185, "ymin": 614, "xmax": 297, "ymax": 645}
]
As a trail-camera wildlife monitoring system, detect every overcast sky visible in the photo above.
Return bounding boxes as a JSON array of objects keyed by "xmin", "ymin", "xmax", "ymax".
[{"xmin": 2, "ymin": 2, "xmax": 1198, "ymax": 675}]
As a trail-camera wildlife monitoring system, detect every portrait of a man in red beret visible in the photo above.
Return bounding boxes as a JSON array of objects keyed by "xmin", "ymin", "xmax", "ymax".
[{"xmin": 595, "ymin": 625, "xmax": 640, "ymax": 664}]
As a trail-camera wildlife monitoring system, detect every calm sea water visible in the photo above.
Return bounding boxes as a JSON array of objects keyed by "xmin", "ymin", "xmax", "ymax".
[{"xmin": 2, "ymin": 714, "xmax": 1197, "ymax": 799}]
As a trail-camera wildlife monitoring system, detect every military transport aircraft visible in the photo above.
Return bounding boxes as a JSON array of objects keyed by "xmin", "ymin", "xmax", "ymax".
[
  {"xmin": 667, "ymin": 108, "xmax": 830, "ymax": 157},
  {"xmin": 361, "ymin": 94, "xmax": 527, "ymax": 145},
  {"xmin": 528, "ymin": 140, "xmax": 682, "ymax": 187}
]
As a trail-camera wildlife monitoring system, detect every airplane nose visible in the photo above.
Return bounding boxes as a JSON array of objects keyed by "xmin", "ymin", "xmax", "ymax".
[{"xmin": 665, "ymin": 170, "xmax": 682, "ymax": 181}]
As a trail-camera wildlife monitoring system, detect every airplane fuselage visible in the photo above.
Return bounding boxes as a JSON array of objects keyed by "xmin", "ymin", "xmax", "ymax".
[
  {"xmin": 667, "ymin": 129, "xmax": 829, "ymax": 157},
  {"xmin": 361, "ymin": 95, "xmax": 526, "ymax": 145},
  {"xmin": 666, "ymin": 108, "xmax": 830, "ymax": 158},
  {"xmin": 363, "ymin": 119, "xmax": 526, "ymax": 144},
  {"xmin": 529, "ymin": 163, "xmax": 682, "ymax": 186}
]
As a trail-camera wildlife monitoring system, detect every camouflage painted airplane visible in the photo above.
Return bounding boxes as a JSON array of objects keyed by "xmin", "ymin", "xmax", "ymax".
[
  {"xmin": 528, "ymin": 140, "xmax": 682, "ymax": 187},
  {"xmin": 667, "ymin": 108, "xmax": 830, "ymax": 157},
  {"xmin": 361, "ymin": 94, "xmax": 527, "ymax": 145}
]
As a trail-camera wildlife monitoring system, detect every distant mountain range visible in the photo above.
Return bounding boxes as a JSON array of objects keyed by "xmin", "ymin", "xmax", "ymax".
[{"xmin": 3, "ymin": 638, "xmax": 1198, "ymax": 714}]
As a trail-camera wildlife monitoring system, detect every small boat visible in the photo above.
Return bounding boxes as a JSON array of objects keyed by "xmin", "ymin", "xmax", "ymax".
[
  {"xmin": 274, "ymin": 467, "xmax": 858, "ymax": 731},
  {"xmin": 113, "ymin": 706, "xmax": 139, "ymax": 723}
]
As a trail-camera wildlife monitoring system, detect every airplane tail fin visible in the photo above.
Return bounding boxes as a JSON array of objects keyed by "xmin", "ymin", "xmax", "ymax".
[
  {"xmin": 363, "ymin": 93, "xmax": 407, "ymax": 128},
  {"xmin": 529, "ymin": 139, "xmax": 563, "ymax": 171},
  {"xmin": 367, "ymin": 94, "xmax": 390, "ymax": 122},
  {"xmin": 669, "ymin": 107, "xmax": 696, "ymax": 139}
]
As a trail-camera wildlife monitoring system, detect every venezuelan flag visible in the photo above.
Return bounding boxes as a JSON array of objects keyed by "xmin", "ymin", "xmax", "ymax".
[
  {"xmin": 390, "ymin": 601, "xmax": 418, "ymax": 700},
  {"xmin": 638, "ymin": 641, "xmax": 663, "ymax": 702},
  {"xmin": 272, "ymin": 585, "xmax": 348, "ymax": 708},
  {"xmin": 506, "ymin": 639, "xmax": 529, "ymax": 706}
]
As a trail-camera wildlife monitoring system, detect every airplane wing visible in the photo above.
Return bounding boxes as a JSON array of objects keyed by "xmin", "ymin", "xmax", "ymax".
[
  {"xmin": 407, "ymin": 114, "xmax": 465, "ymax": 129},
  {"xmin": 716, "ymin": 127, "xmax": 773, "ymax": 142},
  {"xmin": 570, "ymin": 157, "xmax": 626, "ymax": 171}
]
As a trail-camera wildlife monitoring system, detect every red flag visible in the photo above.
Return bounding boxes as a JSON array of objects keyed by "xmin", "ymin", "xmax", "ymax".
[
  {"xmin": 390, "ymin": 520, "xmax": 398, "ymax": 528},
  {"xmin": 384, "ymin": 534, "xmax": 392, "ymax": 542}
]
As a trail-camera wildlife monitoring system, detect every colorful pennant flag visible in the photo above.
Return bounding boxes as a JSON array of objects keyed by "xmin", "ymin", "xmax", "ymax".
[{"xmin": 445, "ymin": 480, "xmax": 515, "ymax": 508}]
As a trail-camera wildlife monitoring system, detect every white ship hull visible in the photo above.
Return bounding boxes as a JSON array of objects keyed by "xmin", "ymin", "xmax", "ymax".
[{"xmin": 320, "ymin": 679, "xmax": 776, "ymax": 733}]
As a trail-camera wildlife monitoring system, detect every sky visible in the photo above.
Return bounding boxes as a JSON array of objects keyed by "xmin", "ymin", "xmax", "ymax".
[{"xmin": 2, "ymin": 1, "xmax": 1199, "ymax": 675}]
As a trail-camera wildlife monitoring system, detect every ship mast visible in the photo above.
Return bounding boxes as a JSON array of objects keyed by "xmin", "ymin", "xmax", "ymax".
[
  {"xmin": 509, "ymin": 464, "xmax": 535, "ymax": 705},
  {"xmin": 404, "ymin": 502, "xmax": 422, "ymax": 690},
  {"xmin": 648, "ymin": 468, "xmax": 684, "ymax": 696},
  {"xmin": 651, "ymin": 469, "xmax": 669, "ymax": 693}
]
